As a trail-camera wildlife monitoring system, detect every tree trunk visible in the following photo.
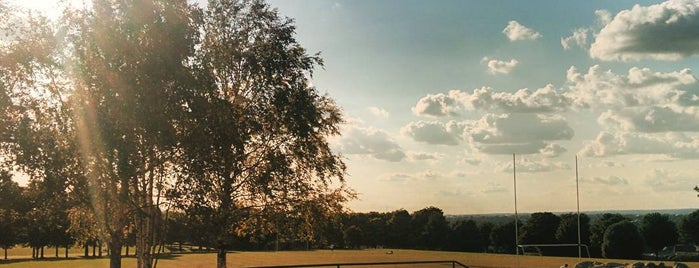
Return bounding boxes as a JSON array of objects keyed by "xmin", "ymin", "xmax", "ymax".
[
  {"xmin": 40, "ymin": 246, "xmax": 44, "ymax": 259},
  {"xmin": 4, "ymin": 246, "xmax": 7, "ymax": 260},
  {"xmin": 109, "ymin": 241, "xmax": 123, "ymax": 268},
  {"xmin": 65, "ymin": 245, "xmax": 69, "ymax": 258},
  {"xmin": 55, "ymin": 246, "xmax": 59, "ymax": 258},
  {"xmin": 98, "ymin": 242, "xmax": 102, "ymax": 257},
  {"xmin": 92, "ymin": 244, "xmax": 96, "ymax": 257},
  {"xmin": 126, "ymin": 245, "xmax": 129, "ymax": 256},
  {"xmin": 216, "ymin": 248, "xmax": 227, "ymax": 268}
]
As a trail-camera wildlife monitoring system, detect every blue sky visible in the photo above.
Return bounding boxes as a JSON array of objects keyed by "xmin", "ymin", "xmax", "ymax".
[
  {"xmin": 266, "ymin": 0, "xmax": 699, "ymax": 214},
  {"xmin": 10, "ymin": 0, "xmax": 699, "ymax": 214}
]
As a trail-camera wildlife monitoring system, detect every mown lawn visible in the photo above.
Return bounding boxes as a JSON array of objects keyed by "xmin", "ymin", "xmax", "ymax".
[{"xmin": 2, "ymin": 249, "xmax": 699, "ymax": 268}]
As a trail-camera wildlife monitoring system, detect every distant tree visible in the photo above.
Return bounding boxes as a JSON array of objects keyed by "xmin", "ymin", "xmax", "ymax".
[
  {"xmin": 343, "ymin": 225, "xmax": 364, "ymax": 249},
  {"xmin": 590, "ymin": 213, "xmax": 627, "ymax": 257},
  {"xmin": 0, "ymin": 171, "xmax": 25, "ymax": 260},
  {"xmin": 449, "ymin": 220, "xmax": 482, "ymax": 252},
  {"xmin": 640, "ymin": 213, "xmax": 678, "ymax": 258},
  {"xmin": 411, "ymin": 207, "xmax": 450, "ymax": 250},
  {"xmin": 679, "ymin": 210, "xmax": 699, "ymax": 244},
  {"xmin": 602, "ymin": 220, "xmax": 643, "ymax": 259},
  {"xmin": 490, "ymin": 220, "xmax": 519, "ymax": 254},
  {"xmin": 555, "ymin": 213, "xmax": 591, "ymax": 256},
  {"xmin": 478, "ymin": 222, "xmax": 495, "ymax": 252},
  {"xmin": 67, "ymin": 206, "xmax": 100, "ymax": 257},
  {"xmin": 519, "ymin": 212, "xmax": 561, "ymax": 255},
  {"xmin": 386, "ymin": 209, "xmax": 413, "ymax": 248}
]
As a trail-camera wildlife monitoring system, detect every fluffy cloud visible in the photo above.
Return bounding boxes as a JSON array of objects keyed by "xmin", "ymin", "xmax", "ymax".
[
  {"xmin": 367, "ymin": 106, "xmax": 390, "ymax": 119},
  {"xmin": 566, "ymin": 65, "xmax": 699, "ymax": 109},
  {"xmin": 598, "ymin": 106, "xmax": 699, "ymax": 133},
  {"xmin": 401, "ymin": 120, "xmax": 463, "ymax": 145},
  {"xmin": 409, "ymin": 151, "xmax": 443, "ymax": 161},
  {"xmin": 590, "ymin": 0, "xmax": 699, "ymax": 61},
  {"xmin": 561, "ymin": 28, "xmax": 589, "ymax": 50},
  {"xmin": 402, "ymin": 113, "xmax": 574, "ymax": 156},
  {"xmin": 482, "ymin": 57, "xmax": 519, "ymax": 74},
  {"xmin": 591, "ymin": 175, "xmax": 629, "ymax": 186},
  {"xmin": 465, "ymin": 113, "xmax": 574, "ymax": 145},
  {"xmin": 411, "ymin": 91, "xmax": 463, "ymax": 117},
  {"xmin": 539, "ymin": 143, "xmax": 567, "ymax": 158},
  {"xmin": 645, "ymin": 169, "xmax": 694, "ymax": 192},
  {"xmin": 336, "ymin": 126, "xmax": 406, "ymax": 162},
  {"xmin": 503, "ymin": 20, "xmax": 542, "ymax": 41},
  {"xmin": 579, "ymin": 131, "xmax": 699, "ymax": 158},
  {"xmin": 498, "ymin": 158, "xmax": 570, "ymax": 173},
  {"xmin": 461, "ymin": 85, "xmax": 570, "ymax": 113}
]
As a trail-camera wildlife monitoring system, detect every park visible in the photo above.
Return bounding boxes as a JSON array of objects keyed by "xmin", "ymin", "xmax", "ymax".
[{"xmin": 4, "ymin": 0, "xmax": 699, "ymax": 268}]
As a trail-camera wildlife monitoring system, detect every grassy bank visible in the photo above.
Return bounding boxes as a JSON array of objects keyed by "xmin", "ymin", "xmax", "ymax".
[{"xmin": 2, "ymin": 249, "xmax": 698, "ymax": 268}]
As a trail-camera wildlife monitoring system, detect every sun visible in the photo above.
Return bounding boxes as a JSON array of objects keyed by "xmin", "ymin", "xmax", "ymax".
[{"xmin": 5, "ymin": 0, "xmax": 90, "ymax": 19}]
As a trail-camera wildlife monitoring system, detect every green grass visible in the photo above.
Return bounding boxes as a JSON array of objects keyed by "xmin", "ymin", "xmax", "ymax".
[{"xmin": 2, "ymin": 249, "xmax": 699, "ymax": 268}]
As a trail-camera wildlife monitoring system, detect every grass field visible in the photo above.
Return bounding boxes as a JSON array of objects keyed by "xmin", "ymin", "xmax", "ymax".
[{"xmin": 2, "ymin": 249, "xmax": 699, "ymax": 268}]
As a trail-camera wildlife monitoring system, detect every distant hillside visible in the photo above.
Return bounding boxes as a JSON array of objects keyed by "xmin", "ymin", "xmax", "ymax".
[{"xmin": 446, "ymin": 208, "xmax": 698, "ymax": 225}]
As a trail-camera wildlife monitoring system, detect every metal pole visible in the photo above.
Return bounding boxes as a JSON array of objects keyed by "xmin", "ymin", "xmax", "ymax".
[
  {"xmin": 576, "ymin": 155, "xmax": 581, "ymax": 261},
  {"xmin": 513, "ymin": 154, "xmax": 519, "ymax": 268}
]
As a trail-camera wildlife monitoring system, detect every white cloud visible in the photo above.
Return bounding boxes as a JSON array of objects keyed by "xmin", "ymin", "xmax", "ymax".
[
  {"xmin": 595, "ymin": 9, "xmax": 612, "ymax": 26},
  {"xmin": 539, "ymin": 143, "xmax": 567, "ymax": 158},
  {"xmin": 566, "ymin": 65, "xmax": 699, "ymax": 109},
  {"xmin": 460, "ymin": 85, "xmax": 570, "ymax": 113},
  {"xmin": 561, "ymin": 28, "xmax": 589, "ymax": 50},
  {"xmin": 459, "ymin": 156, "xmax": 482, "ymax": 166},
  {"xmin": 336, "ymin": 126, "xmax": 406, "ymax": 162},
  {"xmin": 367, "ymin": 106, "xmax": 390, "ymax": 119},
  {"xmin": 645, "ymin": 169, "xmax": 694, "ymax": 192},
  {"xmin": 498, "ymin": 157, "xmax": 570, "ymax": 173},
  {"xmin": 411, "ymin": 91, "xmax": 463, "ymax": 117},
  {"xmin": 465, "ymin": 113, "xmax": 574, "ymax": 145},
  {"xmin": 482, "ymin": 57, "xmax": 519, "ymax": 74},
  {"xmin": 598, "ymin": 106, "xmax": 699, "ymax": 133},
  {"xmin": 579, "ymin": 131, "xmax": 699, "ymax": 159},
  {"xmin": 502, "ymin": 20, "xmax": 542, "ymax": 41},
  {"xmin": 591, "ymin": 175, "xmax": 629, "ymax": 186},
  {"xmin": 482, "ymin": 182, "xmax": 508, "ymax": 194},
  {"xmin": 408, "ymin": 151, "xmax": 443, "ymax": 161},
  {"xmin": 590, "ymin": 0, "xmax": 699, "ymax": 61},
  {"xmin": 401, "ymin": 120, "xmax": 463, "ymax": 146}
]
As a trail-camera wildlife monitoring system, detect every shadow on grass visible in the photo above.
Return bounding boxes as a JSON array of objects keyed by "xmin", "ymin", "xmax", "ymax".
[{"xmin": 0, "ymin": 253, "xmax": 190, "ymax": 265}]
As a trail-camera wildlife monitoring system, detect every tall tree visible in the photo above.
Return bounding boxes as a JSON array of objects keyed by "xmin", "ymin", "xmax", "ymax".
[
  {"xmin": 555, "ymin": 213, "xmax": 591, "ymax": 256},
  {"xmin": 0, "ymin": 171, "xmax": 26, "ymax": 260},
  {"xmin": 490, "ymin": 220, "xmax": 519, "ymax": 254},
  {"xmin": 640, "ymin": 213, "xmax": 678, "ymax": 258},
  {"xmin": 65, "ymin": 1, "xmax": 198, "ymax": 267},
  {"xmin": 589, "ymin": 213, "xmax": 627, "ymax": 257},
  {"xmin": 519, "ymin": 212, "xmax": 561, "ymax": 255},
  {"xmin": 411, "ymin": 207, "xmax": 450, "ymax": 250},
  {"xmin": 168, "ymin": 1, "xmax": 351, "ymax": 267},
  {"xmin": 679, "ymin": 210, "xmax": 699, "ymax": 244},
  {"xmin": 602, "ymin": 220, "xmax": 644, "ymax": 260}
]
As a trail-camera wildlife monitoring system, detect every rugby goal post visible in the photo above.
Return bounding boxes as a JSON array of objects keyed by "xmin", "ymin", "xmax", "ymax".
[{"xmin": 517, "ymin": 243, "xmax": 591, "ymax": 257}]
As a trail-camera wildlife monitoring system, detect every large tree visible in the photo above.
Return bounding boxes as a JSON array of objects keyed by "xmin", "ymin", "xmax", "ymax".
[
  {"xmin": 640, "ymin": 212, "xmax": 678, "ymax": 258},
  {"xmin": 0, "ymin": 171, "xmax": 26, "ymax": 260},
  {"xmin": 679, "ymin": 210, "xmax": 699, "ymax": 244},
  {"xmin": 519, "ymin": 212, "xmax": 561, "ymax": 255},
  {"xmin": 555, "ymin": 213, "xmax": 591, "ymax": 257},
  {"xmin": 168, "ymin": 1, "xmax": 351, "ymax": 267},
  {"xmin": 589, "ymin": 213, "xmax": 627, "ymax": 257},
  {"xmin": 602, "ymin": 220, "xmax": 644, "ymax": 260}
]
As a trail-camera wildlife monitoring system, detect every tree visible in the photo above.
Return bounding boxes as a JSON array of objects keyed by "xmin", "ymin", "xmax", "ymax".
[
  {"xmin": 386, "ymin": 209, "xmax": 413, "ymax": 248},
  {"xmin": 590, "ymin": 213, "xmax": 627, "ymax": 257},
  {"xmin": 490, "ymin": 220, "xmax": 519, "ymax": 254},
  {"xmin": 640, "ymin": 213, "xmax": 678, "ymax": 258},
  {"xmin": 477, "ymin": 222, "xmax": 495, "ymax": 253},
  {"xmin": 0, "ymin": 171, "xmax": 25, "ymax": 260},
  {"xmin": 411, "ymin": 207, "xmax": 450, "ymax": 250},
  {"xmin": 519, "ymin": 212, "xmax": 560, "ymax": 255},
  {"xmin": 448, "ymin": 220, "xmax": 482, "ymax": 252},
  {"xmin": 168, "ymin": 1, "xmax": 351, "ymax": 267},
  {"xmin": 555, "ymin": 213, "xmax": 591, "ymax": 257},
  {"xmin": 602, "ymin": 220, "xmax": 644, "ymax": 260},
  {"xmin": 343, "ymin": 225, "xmax": 364, "ymax": 249},
  {"xmin": 679, "ymin": 210, "xmax": 699, "ymax": 244}
]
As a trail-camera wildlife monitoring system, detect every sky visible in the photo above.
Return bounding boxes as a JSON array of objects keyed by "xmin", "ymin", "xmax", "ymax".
[{"xmin": 9, "ymin": 0, "xmax": 699, "ymax": 215}]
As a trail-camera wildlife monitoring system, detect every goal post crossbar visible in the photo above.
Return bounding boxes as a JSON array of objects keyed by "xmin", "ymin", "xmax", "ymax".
[{"xmin": 517, "ymin": 244, "xmax": 591, "ymax": 258}]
